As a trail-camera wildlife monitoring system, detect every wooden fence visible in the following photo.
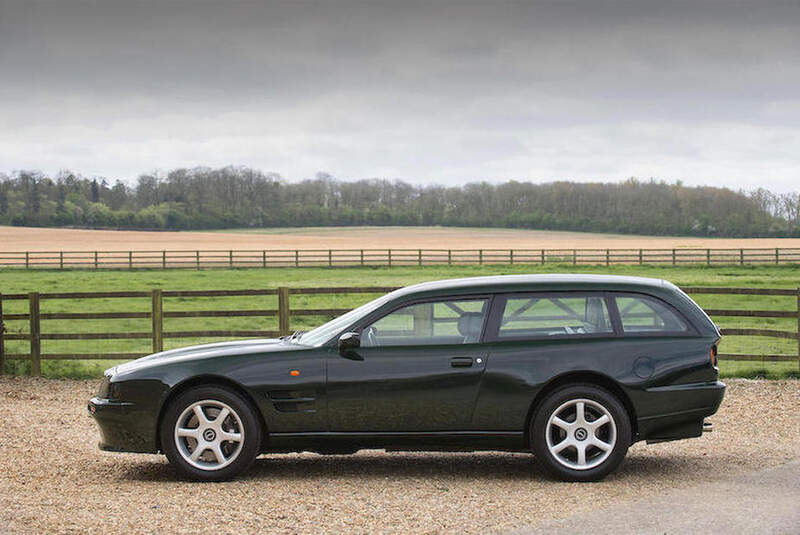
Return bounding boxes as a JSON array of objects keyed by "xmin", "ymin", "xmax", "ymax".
[
  {"xmin": 1, "ymin": 247, "xmax": 800, "ymax": 269},
  {"xmin": 0, "ymin": 286, "xmax": 798, "ymax": 376}
]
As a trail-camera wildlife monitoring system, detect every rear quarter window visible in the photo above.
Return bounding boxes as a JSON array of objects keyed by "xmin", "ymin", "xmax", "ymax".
[{"xmin": 614, "ymin": 294, "xmax": 689, "ymax": 334}]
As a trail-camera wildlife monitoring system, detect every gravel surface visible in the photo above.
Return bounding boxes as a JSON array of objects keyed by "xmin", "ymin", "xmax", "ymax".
[{"xmin": 1, "ymin": 378, "xmax": 798, "ymax": 534}]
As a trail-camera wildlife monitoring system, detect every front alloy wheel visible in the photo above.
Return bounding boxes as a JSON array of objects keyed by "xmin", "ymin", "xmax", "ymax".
[
  {"xmin": 174, "ymin": 400, "xmax": 245, "ymax": 471},
  {"xmin": 161, "ymin": 385, "xmax": 261, "ymax": 481},
  {"xmin": 532, "ymin": 384, "xmax": 630, "ymax": 481}
]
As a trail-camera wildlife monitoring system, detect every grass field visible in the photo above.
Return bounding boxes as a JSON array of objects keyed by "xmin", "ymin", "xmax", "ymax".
[{"xmin": 1, "ymin": 263, "xmax": 799, "ymax": 379}]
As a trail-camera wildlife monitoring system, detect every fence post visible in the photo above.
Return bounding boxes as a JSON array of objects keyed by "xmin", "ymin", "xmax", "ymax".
[
  {"xmin": 229, "ymin": 250, "xmax": 233, "ymax": 268},
  {"xmin": 161, "ymin": 250, "xmax": 166, "ymax": 269},
  {"xmin": 705, "ymin": 248, "xmax": 710, "ymax": 266},
  {"xmin": 418, "ymin": 249, "xmax": 422, "ymax": 266},
  {"xmin": 638, "ymin": 249, "xmax": 643, "ymax": 265},
  {"xmin": 360, "ymin": 249, "xmax": 364, "ymax": 266},
  {"xmin": 448, "ymin": 249, "xmax": 452, "ymax": 265},
  {"xmin": 541, "ymin": 250, "xmax": 545, "ymax": 265},
  {"xmin": 151, "ymin": 289, "xmax": 163, "ymax": 353},
  {"xmin": 388, "ymin": 249, "xmax": 392, "ymax": 267},
  {"xmin": 672, "ymin": 249, "xmax": 676, "ymax": 266},
  {"xmin": 94, "ymin": 251, "xmax": 99, "ymax": 269},
  {"xmin": 740, "ymin": 248, "xmax": 744, "ymax": 265},
  {"xmin": 479, "ymin": 249, "xmax": 483, "ymax": 265},
  {"xmin": 572, "ymin": 249, "xmax": 576, "ymax": 266},
  {"xmin": 278, "ymin": 287, "xmax": 290, "ymax": 336},
  {"xmin": 775, "ymin": 248, "xmax": 780, "ymax": 265},
  {"xmin": 262, "ymin": 250, "xmax": 266, "ymax": 268},
  {"xmin": 295, "ymin": 250, "xmax": 299, "ymax": 268},
  {"xmin": 328, "ymin": 249, "xmax": 333, "ymax": 267},
  {"xmin": 29, "ymin": 292, "xmax": 40, "ymax": 376},
  {"xmin": 606, "ymin": 249, "xmax": 610, "ymax": 266},
  {"xmin": 509, "ymin": 249, "xmax": 514, "ymax": 265},
  {"xmin": 25, "ymin": 251, "xmax": 29, "ymax": 268},
  {"xmin": 59, "ymin": 251, "xmax": 64, "ymax": 270},
  {"xmin": 0, "ymin": 293, "xmax": 4, "ymax": 375},
  {"xmin": 196, "ymin": 250, "xmax": 201, "ymax": 269},
  {"xmin": 128, "ymin": 251, "xmax": 133, "ymax": 270}
]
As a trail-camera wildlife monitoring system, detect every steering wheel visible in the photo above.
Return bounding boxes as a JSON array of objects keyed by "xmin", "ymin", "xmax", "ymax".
[{"xmin": 363, "ymin": 325, "xmax": 379, "ymax": 347}]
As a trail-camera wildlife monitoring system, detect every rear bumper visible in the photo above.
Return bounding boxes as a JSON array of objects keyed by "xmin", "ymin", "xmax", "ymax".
[
  {"xmin": 88, "ymin": 397, "xmax": 158, "ymax": 453},
  {"xmin": 637, "ymin": 380, "xmax": 726, "ymax": 443}
]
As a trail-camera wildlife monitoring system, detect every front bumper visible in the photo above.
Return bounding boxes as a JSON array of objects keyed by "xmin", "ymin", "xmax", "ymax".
[{"xmin": 88, "ymin": 397, "xmax": 158, "ymax": 453}]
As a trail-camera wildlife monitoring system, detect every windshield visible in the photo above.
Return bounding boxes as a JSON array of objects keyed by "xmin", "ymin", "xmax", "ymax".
[{"xmin": 296, "ymin": 292, "xmax": 397, "ymax": 347}]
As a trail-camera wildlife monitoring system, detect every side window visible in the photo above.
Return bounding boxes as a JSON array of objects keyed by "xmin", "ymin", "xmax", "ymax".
[
  {"xmin": 615, "ymin": 295, "xmax": 688, "ymax": 333},
  {"xmin": 360, "ymin": 298, "xmax": 489, "ymax": 347},
  {"xmin": 497, "ymin": 294, "xmax": 613, "ymax": 339}
]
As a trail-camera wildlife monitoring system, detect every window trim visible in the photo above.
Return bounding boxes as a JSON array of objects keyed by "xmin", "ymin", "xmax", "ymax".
[
  {"xmin": 346, "ymin": 294, "xmax": 496, "ymax": 348},
  {"xmin": 611, "ymin": 292, "xmax": 698, "ymax": 337},
  {"xmin": 484, "ymin": 291, "xmax": 620, "ymax": 343}
]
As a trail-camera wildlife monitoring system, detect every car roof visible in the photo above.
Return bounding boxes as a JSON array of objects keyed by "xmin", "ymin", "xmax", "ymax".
[{"xmin": 394, "ymin": 274, "xmax": 670, "ymax": 298}]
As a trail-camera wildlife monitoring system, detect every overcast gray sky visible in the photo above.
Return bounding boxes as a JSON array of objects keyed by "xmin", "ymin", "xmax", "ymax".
[{"xmin": 1, "ymin": 0, "xmax": 798, "ymax": 191}]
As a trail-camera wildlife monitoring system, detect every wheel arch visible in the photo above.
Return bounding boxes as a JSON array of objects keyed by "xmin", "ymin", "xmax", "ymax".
[
  {"xmin": 523, "ymin": 371, "xmax": 638, "ymax": 448},
  {"xmin": 156, "ymin": 375, "xmax": 269, "ymax": 452}
]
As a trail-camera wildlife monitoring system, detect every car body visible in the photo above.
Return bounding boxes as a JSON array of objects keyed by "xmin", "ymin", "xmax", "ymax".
[{"xmin": 89, "ymin": 274, "xmax": 725, "ymax": 481}]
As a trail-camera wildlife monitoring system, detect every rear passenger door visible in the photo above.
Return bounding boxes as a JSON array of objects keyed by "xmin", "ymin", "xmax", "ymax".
[{"xmin": 472, "ymin": 292, "xmax": 620, "ymax": 430}]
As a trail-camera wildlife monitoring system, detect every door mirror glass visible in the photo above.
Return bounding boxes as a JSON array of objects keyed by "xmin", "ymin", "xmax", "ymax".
[{"xmin": 338, "ymin": 331, "xmax": 361, "ymax": 351}]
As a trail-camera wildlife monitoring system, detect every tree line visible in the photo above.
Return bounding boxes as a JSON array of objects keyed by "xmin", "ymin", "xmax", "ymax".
[{"xmin": 0, "ymin": 167, "xmax": 798, "ymax": 237}]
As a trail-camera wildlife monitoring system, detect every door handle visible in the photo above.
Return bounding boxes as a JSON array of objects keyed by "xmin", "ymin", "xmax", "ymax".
[{"xmin": 450, "ymin": 357, "xmax": 473, "ymax": 367}]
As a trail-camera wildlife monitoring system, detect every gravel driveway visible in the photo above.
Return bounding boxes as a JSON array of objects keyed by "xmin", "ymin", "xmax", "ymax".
[{"xmin": 1, "ymin": 378, "xmax": 798, "ymax": 534}]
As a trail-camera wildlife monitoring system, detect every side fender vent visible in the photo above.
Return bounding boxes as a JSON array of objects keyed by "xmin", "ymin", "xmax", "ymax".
[{"xmin": 267, "ymin": 390, "xmax": 317, "ymax": 413}]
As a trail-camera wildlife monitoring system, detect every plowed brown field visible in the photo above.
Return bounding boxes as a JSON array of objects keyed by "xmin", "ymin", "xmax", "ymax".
[{"xmin": 2, "ymin": 225, "xmax": 799, "ymax": 251}]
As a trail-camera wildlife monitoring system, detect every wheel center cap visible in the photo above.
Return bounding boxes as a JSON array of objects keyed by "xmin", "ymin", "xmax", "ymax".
[
  {"xmin": 203, "ymin": 428, "xmax": 217, "ymax": 442},
  {"xmin": 574, "ymin": 428, "xmax": 588, "ymax": 441}
]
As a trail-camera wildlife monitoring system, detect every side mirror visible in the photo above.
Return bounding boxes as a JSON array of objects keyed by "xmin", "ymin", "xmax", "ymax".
[
  {"xmin": 338, "ymin": 332, "xmax": 363, "ymax": 360},
  {"xmin": 338, "ymin": 331, "xmax": 361, "ymax": 353}
]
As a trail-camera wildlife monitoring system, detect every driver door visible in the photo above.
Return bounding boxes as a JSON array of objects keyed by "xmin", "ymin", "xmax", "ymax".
[{"xmin": 326, "ymin": 297, "xmax": 491, "ymax": 432}]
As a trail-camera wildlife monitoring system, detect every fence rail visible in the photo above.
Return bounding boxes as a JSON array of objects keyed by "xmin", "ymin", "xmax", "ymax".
[
  {"xmin": 2, "ymin": 247, "xmax": 800, "ymax": 269},
  {"xmin": 0, "ymin": 286, "xmax": 798, "ymax": 375}
]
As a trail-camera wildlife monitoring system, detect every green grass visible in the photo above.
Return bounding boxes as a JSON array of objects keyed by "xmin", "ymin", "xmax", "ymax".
[
  {"xmin": 719, "ymin": 360, "xmax": 800, "ymax": 380},
  {"xmin": 1, "ymin": 263, "xmax": 799, "ymax": 379}
]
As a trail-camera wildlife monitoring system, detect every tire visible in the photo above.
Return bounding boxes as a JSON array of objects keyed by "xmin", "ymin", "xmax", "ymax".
[
  {"xmin": 160, "ymin": 385, "xmax": 262, "ymax": 481},
  {"xmin": 531, "ymin": 384, "xmax": 631, "ymax": 482}
]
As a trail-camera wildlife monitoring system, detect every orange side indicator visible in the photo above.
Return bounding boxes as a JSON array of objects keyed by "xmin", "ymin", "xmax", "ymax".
[{"xmin": 290, "ymin": 370, "xmax": 300, "ymax": 376}]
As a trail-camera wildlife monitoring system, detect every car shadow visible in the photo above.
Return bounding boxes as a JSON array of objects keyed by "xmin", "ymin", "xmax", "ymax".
[
  {"xmin": 113, "ymin": 451, "xmax": 542, "ymax": 482},
  {"xmin": 113, "ymin": 449, "xmax": 718, "ymax": 484},
  {"xmin": 249, "ymin": 451, "xmax": 544, "ymax": 481}
]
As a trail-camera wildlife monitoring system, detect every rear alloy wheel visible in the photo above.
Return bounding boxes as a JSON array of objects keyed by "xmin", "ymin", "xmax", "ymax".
[
  {"xmin": 161, "ymin": 385, "xmax": 262, "ymax": 481},
  {"xmin": 532, "ymin": 384, "xmax": 630, "ymax": 482}
]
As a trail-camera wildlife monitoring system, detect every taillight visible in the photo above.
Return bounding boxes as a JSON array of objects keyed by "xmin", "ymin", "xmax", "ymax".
[{"xmin": 710, "ymin": 345, "xmax": 718, "ymax": 367}]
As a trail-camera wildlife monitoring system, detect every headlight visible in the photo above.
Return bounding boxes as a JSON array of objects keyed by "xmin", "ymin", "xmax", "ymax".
[
  {"xmin": 97, "ymin": 375, "xmax": 111, "ymax": 398},
  {"xmin": 97, "ymin": 367, "xmax": 119, "ymax": 399},
  {"xmin": 109, "ymin": 382, "xmax": 122, "ymax": 400}
]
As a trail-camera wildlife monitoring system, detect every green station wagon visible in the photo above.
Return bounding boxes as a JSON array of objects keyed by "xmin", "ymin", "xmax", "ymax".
[{"xmin": 89, "ymin": 274, "xmax": 725, "ymax": 482}]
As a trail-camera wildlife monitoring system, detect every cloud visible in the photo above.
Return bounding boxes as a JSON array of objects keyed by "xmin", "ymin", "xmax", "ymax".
[{"xmin": 1, "ymin": 0, "xmax": 799, "ymax": 191}]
